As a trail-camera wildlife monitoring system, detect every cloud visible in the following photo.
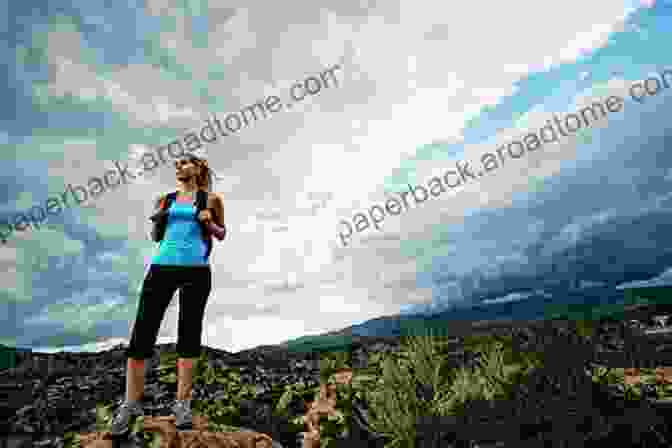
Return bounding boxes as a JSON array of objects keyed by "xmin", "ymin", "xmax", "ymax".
[
  {"xmin": 482, "ymin": 291, "xmax": 535, "ymax": 305},
  {"xmin": 202, "ymin": 315, "xmax": 311, "ymax": 354},
  {"xmin": 580, "ymin": 280, "xmax": 607, "ymax": 288},
  {"xmin": 541, "ymin": 208, "xmax": 618, "ymax": 256},
  {"xmin": 41, "ymin": 18, "xmax": 203, "ymax": 127},
  {"xmin": 616, "ymin": 267, "xmax": 672, "ymax": 290}
]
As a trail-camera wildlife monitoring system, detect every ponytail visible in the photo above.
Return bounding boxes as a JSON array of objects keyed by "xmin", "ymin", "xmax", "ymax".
[{"xmin": 186, "ymin": 155, "xmax": 214, "ymax": 192}]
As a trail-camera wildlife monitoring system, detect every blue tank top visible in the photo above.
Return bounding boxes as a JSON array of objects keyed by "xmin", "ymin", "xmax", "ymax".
[{"xmin": 151, "ymin": 201, "xmax": 209, "ymax": 266}]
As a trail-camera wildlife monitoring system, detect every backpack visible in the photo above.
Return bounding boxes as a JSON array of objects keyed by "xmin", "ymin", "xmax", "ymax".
[{"xmin": 149, "ymin": 190, "xmax": 214, "ymax": 261}]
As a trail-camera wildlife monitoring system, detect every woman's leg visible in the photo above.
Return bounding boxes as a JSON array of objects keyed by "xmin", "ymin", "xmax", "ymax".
[
  {"xmin": 111, "ymin": 265, "xmax": 181, "ymax": 436},
  {"xmin": 124, "ymin": 264, "xmax": 180, "ymax": 401},
  {"xmin": 175, "ymin": 266, "xmax": 212, "ymax": 401},
  {"xmin": 176, "ymin": 358, "xmax": 195, "ymax": 400},
  {"xmin": 125, "ymin": 357, "xmax": 146, "ymax": 402}
]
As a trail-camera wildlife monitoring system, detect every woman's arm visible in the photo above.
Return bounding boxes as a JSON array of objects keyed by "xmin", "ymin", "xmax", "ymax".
[{"xmin": 207, "ymin": 193, "xmax": 226, "ymax": 241}]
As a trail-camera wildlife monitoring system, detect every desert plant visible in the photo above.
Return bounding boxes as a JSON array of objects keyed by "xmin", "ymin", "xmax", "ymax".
[
  {"xmin": 95, "ymin": 403, "xmax": 110, "ymax": 433},
  {"xmin": 158, "ymin": 371, "xmax": 177, "ymax": 383},
  {"xmin": 193, "ymin": 374, "xmax": 257, "ymax": 428},
  {"xmin": 469, "ymin": 340, "xmax": 510, "ymax": 400},
  {"xmin": 431, "ymin": 337, "xmax": 519, "ymax": 418},
  {"xmin": 275, "ymin": 381, "xmax": 320, "ymax": 415},
  {"xmin": 589, "ymin": 364, "xmax": 624, "ymax": 387},
  {"xmin": 317, "ymin": 378, "xmax": 355, "ymax": 448},
  {"xmin": 573, "ymin": 318, "xmax": 597, "ymax": 341},
  {"xmin": 158, "ymin": 350, "xmax": 180, "ymax": 367},
  {"xmin": 186, "ymin": 356, "xmax": 257, "ymax": 429},
  {"xmin": 403, "ymin": 329, "xmax": 453, "ymax": 400},
  {"xmin": 157, "ymin": 353, "xmax": 179, "ymax": 383},
  {"xmin": 319, "ymin": 350, "xmax": 351, "ymax": 382},
  {"xmin": 62, "ymin": 431, "xmax": 80, "ymax": 448},
  {"xmin": 358, "ymin": 327, "xmax": 455, "ymax": 448},
  {"xmin": 366, "ymin": 355, "xmax": 420, "ymax": 447}
]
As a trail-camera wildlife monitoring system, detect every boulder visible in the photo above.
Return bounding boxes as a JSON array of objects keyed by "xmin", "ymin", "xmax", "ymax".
[{"xmin": 78, "ymin": 415, "xmax": 277, "ymax": 448}]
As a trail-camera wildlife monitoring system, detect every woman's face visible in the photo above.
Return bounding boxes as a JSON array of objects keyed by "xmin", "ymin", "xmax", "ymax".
[{"xmin": 175, "ymin": 158, "xmax": 200, "ymax": 179}]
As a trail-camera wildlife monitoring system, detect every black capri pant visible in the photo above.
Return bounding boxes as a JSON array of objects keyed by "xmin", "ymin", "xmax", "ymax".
[{"xmin": 126, "ymin": 264, "xmax": 212, "ymax": 360}]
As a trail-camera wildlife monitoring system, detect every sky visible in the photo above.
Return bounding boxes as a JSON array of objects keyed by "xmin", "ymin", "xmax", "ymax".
[{"xmin": 1, "ymin": 0, "xmax": 671, "ymax": 354}]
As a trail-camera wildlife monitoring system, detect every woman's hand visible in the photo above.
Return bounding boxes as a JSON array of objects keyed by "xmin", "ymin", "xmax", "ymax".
[
  {"xmin": 198, "ymin": 209, "xmax": 213, "ymax": 223},
  {"xmin": 204, "ymin": 193, "xmax": 226, "ymax": 241},
  {"xmin": 206, "ymin": 221, "xmax": 226, "ymax": 240}
]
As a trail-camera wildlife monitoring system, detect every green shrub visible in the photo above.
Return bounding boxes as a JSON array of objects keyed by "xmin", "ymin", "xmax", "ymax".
[
  {"xmin": 358, "ymin": 327, "xmax": 454, "ymax": 448},
  {"xmin": 275, "ymin": 381, "xmax": 320, "ymax": 415},
  {"xmin": 356, "ymin": 327, "xmax": 561, "ymax": 447},
  {"xmin": 62, "ymin": 431, "xmax": 80, "ymax": 448},
  {"xmin": 318, "ymin": 378, "xmax": 355, "ymax": 447},
  {"xmin": 319, "ymin": 350, "xmax": 351, "ymax": 382}
]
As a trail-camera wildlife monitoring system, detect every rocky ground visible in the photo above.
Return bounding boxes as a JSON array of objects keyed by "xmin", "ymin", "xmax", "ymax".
[
  {"xmin": 0, "ymin": 338, "xmax": 402, "ymax": 448},
  {"xmin": 76, "ymin": 415, "xmax": 279, "ymax": 448},
  {"xmin": 2, "ymin": 309, "xmax": 672, "ymax": 447}
]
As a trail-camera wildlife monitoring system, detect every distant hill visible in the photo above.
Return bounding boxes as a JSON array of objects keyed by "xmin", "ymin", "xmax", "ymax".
[{"xmin": 277, "ymin": 285, "xmax": 672, "ymax": 351}]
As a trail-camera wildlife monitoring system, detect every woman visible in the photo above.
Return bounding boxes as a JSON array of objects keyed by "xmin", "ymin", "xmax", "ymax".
[{"xmin": 110, "ymin": 154, "xmax": 226, "ymax": 436}]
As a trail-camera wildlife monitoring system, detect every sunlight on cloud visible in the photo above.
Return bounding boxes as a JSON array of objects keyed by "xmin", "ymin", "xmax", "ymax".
[
  {"xmin": 483, "ymin": 291, "xmax": 534, "ymax": 305},
  {"xmin": 203, "ymin": 315, "xmax": 311, "ymax": 353},
  {"xmin": 316, "ymin": 0, "xmax": 639, "ymax": 250},
  {"xmin": 542, "ymin": 209, "xmax": 617, "ymax": 256},
  {"xmin": 616, "ymin": 266, "xmax": 672, "ymax": 290},
  {"xmin": 319, "ymin": 294, "xmax": 363, "ymax": 314},
  {"xmin": 384, "ymin": 76, "xmax": 638, "ymax": 244}
]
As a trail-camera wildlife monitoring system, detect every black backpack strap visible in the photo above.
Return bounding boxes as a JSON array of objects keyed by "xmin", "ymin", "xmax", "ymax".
[
  {"xmin": 195, "ymin": 189, "xmax": 208, "ymax": 212},
  {"xmin": 150, "ymin": 191, "xmax": 177, "ymax": 242},
  {"xmin": 196, "ymin": 190, "xmax": 213, "ymax": 261},
  {"xmin": 166, "ymin": 191, "xmax": 177, "ymax": 206}
]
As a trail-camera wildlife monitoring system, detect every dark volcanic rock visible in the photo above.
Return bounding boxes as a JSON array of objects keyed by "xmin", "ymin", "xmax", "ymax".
[
  {"xmin": 0, "ymin": 337, "xmax": 403, "ymax": 448},
  {"xmin": 1, "ymin": 343, "xmax": 322, "ymax": 448},
  {"xmin": 3, "ymin": 313, "xmax": 672, "ymax": 447}
]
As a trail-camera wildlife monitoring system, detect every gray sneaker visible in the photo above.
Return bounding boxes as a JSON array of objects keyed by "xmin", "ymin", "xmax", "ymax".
[
  {"xmin": 172, "ymin": 399, "xmax": 193, "ymax": 430},
  {"xmin": 110, "ymin": 400, "xmax": 143, "ymax": 436}
]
